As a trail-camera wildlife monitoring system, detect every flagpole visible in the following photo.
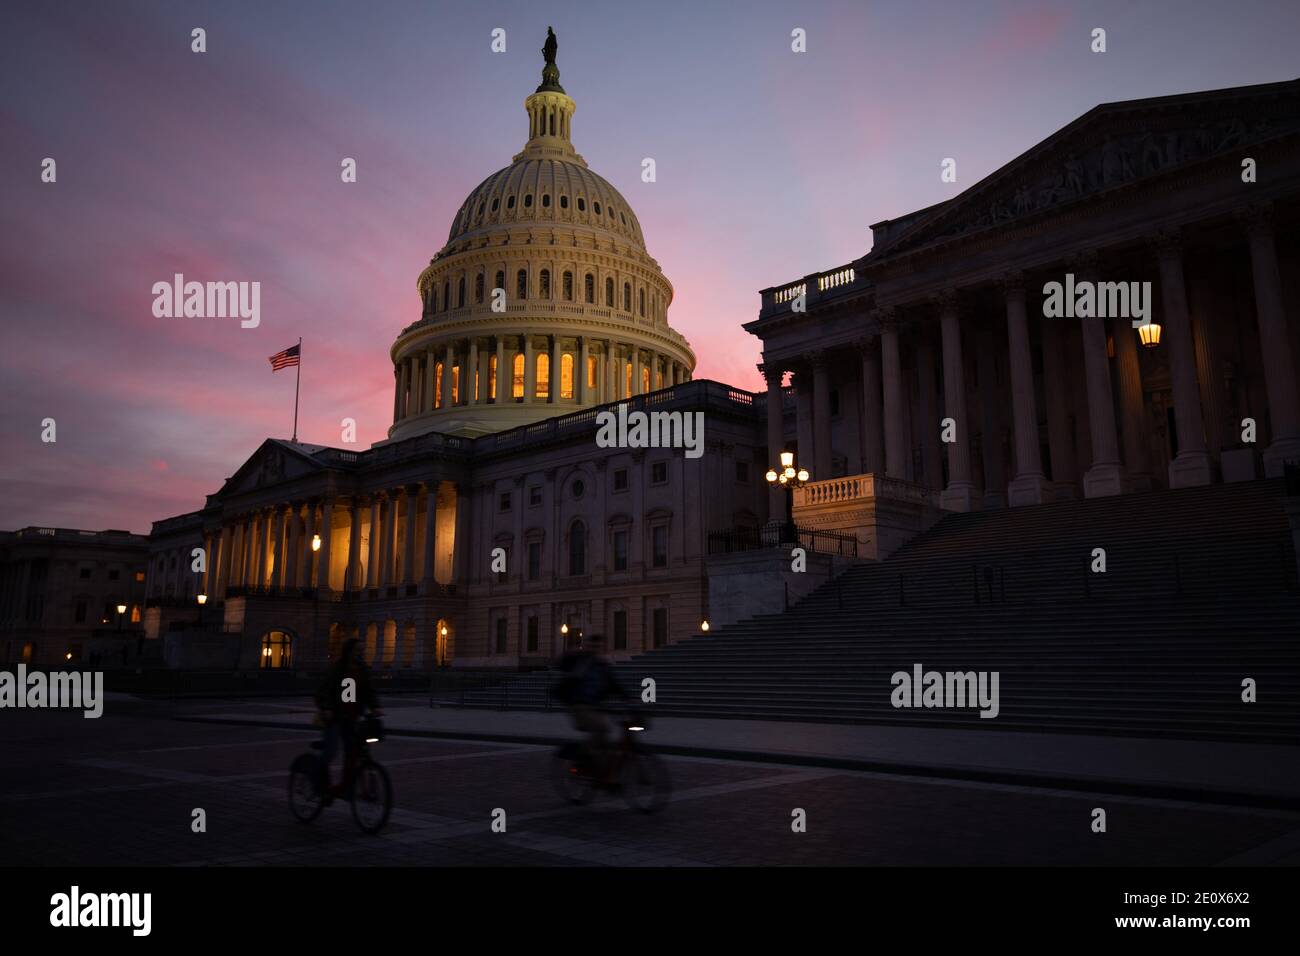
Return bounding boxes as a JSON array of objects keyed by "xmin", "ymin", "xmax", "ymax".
[{"xmin": 292, "ymin": 337, "xmax": 301, "ymax": 443}]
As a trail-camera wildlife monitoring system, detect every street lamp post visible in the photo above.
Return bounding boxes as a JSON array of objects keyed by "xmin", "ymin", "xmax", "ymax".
[
  {"xmin": 115, "ymin": 602, "xmax": 127, "ymax": 632},
  {"xmin": 196, "ymin": 592, "xmax": 207, "ymax": 626},
  {"xmin": 764, "ymin": 450, "xmax": 811, "ymax": 545}
]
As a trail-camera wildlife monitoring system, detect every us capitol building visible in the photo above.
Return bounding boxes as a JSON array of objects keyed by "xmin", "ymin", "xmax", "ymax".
[{"xmin": 4, "ymin": 39, "xmax": 1296, "ymax": 674}]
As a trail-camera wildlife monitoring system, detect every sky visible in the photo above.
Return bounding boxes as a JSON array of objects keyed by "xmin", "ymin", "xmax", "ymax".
[{"xmin": 2, "ymin": 0, "xmax": 1298, "ymax": 534}]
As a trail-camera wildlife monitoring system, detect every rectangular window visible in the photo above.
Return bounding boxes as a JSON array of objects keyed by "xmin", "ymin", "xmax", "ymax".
[
  {"xmin": 528, "ymin": 541, "xmax": 541, "ymax": 580},
  {"xmin": 499, "ymin": 493, "xmax": 511, "ymax": 512},
  {"xmin": 613, "ymin": 469, "xmax": 628, "ymax": 491},
  {"xmin": 651, "ymin": 461, "xmax": 668, "ymax": 484},
  {"xmin": 653, "ymin": 607, "xmax": 668, "ymax": 648},
  {"xmin": 74, "ymin": 601, "xmax": 86, "ymax": 624},
  {"xmin": 613, "ymin": 610, "xmax": 628, "ymax": 650},
  {"xmin": 489, "ymin": 354, "xmax": 497, "ymax": 400},
  {"xmin": 652, "ymin": 526, "xmax": 668, "ymax": 568},
  {"xmin": 735, "ymin": 461, "xmax": 749, "ymax": 482},
  {"xmin": 613, "ymin": 530, "xmax": 628, "ymax": 571},
  {"xmin": 451, "ymin": 365, "xmax": 460, "ymax": 404},
  {"xmin": 495, "ymin": 617, "xmax": 507, "ymax": 654},
  {"xmin": 527, "ymin": 615, "xmax": 539, "ymax": 653},
  {"xmin": 587, "ymin": 356, "xmax": 597, "ymax": 389},
  {"xmin": 512, "ymin": 353, "xmax": 525, "ymax": 399},
  {"xmin": 529, "ymin": 486, "xmax": 542, "ymax": 506}
]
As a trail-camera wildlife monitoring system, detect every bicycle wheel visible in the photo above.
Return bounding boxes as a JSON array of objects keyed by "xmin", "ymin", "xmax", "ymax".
[
  {"xmin": 288, "ymin": 754, "xmax": 325, "ymax": 823},
  {"xmin": 350, "ymin": 759, "xmax": 392, "ymax": 834},
  {"xmin": 622, "ymin": 751, "xmax": 671, "ymax": 814},
  {"xmin": 552, "ymin": 753, "xmax": 597, "ymax": 805}
]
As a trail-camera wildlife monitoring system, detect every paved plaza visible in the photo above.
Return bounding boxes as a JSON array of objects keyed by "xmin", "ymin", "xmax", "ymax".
[{"xmin": 2, "ymin": 695, "xmax": 1298, "ymax": 867}]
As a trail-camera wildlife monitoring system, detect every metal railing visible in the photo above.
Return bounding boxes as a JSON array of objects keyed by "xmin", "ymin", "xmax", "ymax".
[
  {"xmin": 707, "ymin": 525, "xmax": 858, "ymax": 557},
  {"xmin": 428, "ymin": 670, "xmax": 556, "ymax": 710}
]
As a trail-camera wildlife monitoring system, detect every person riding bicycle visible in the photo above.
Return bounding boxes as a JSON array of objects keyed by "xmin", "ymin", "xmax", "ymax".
[
  {"xmin": 555, "ymin": 634, "xmax": 627, "ymax": 780},
  {"xmin": 314, "ymin": 638, "xmax": 382, "ymax": 803}
]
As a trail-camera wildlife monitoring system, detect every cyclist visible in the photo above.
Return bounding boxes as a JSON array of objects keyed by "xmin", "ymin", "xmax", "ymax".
[
  {"xmin": 555, "ymin": 633, "xmax": 627, "ymax": 781},
  {"xmin": 314, "ymin": 638, "xmax": 382, "ymax": 803}
]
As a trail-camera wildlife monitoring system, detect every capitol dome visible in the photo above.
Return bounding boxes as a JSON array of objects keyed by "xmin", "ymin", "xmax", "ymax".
[{"xmin": 387, "ymin": 31, "xmax": 695, "ymax": 440}]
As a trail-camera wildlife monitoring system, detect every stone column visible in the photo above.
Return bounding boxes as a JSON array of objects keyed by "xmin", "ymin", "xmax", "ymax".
[
  {"xmin": 606, "ymin": 342, "xmax": 619, "ymax": 400},
  {"xmin": 880, "ymin": 314, "xmax": 909, "ymax": 480},
  {"xmin": 1242, "ymin": 208, "xmax": 1300, "ymax": 474},
  {"xmin": 397, "ymin": 361, "xmax": 409, "ymax": 420},
  {"xmin": 366, "ymin": 496, "xmax": 382, "ymax": 588},
  {"xmin": 632, "ymin": 348, "xmax": 643, "ymax": 396},
  {"xmin": 316, "ymin": 498, "xmax": 333, "ymax": 591},
  {"xmin": 466, "ymin": 339, "xmax": 479, "ymax": 405},
  {"xmin": 1154, "ymin": 231, "xmax": 1212, "ymax": 487},
  {"xmin": 392, "ymin": 369, "xmax": 401, "ymax": 422},
  {"xmin": 381, "ymin": 492, "xmax": 399, "ymax": 588},
  {"xmin": 283, "ymin": 503, "xmax": 300, "ymax": 589},
  {"xmin": 915, "ymin": 333, "xmax": 943, "ymax": 491},
  {"xmin": 761, "ymin": 362, "xmax": 785, "ymax": 519},
  {"xmin": 423, "ymin": 346, "xmax": 436, "ymax": 412},
  {"xmin": 1003, "ymin": 274, "xmax": 1048, "ymax": 505},
  {"xmin": 422, "ymin": 483, "xmax": 439, "ymax": 590},
  {"xmin": 254, "ymin": 509, "xmax": 269, "ymax": 588},
  {"xmin": 200, "ymin": 531, "xmax": 214, "ymax": 596},
  {"xmin": 1075, "ymin": 255, "xmax": 1127, "ymax": 497},
  {"xmin": 270, "ymin": 506, "xmax": 287, "ymax": 589},
  {"xmin": 494, "ymin": 336, "xmax": 505, "ymax": 403},
  {"xmin": 299, "ymin": 501, "xmax": 316, "ymax": 588},
  {"xmin": 345, "ymin": 497, "xmax": 363, "ymax": 591},
  {"xmin": 1040, "ymin": 318, "xmax": 1077, "ymax": 496},
  {"xmin": 808, "ymin": 350, "xmax": 833, "ymax": 479},
  {"xmin": 1190, "ymin": 273, "xmax": 1228, "ymax": 459},
  {"xmin": 937, "ymin": 295, "xmax": 976, "ymax": 510},
  {"xmin": 523, "ymin": 334, "xmax": 536, "ymax": 401},
  {"xmin": 1114, "ymin": 301, "xmax": 1152, "ymax": 488},
  {"xmin": 860, "ymin": 338, "xmax": 884, "ymax": 474},
  {"xmin": 404, "ymin": 485, "xmax": 419, "ymax": 587},
  {"xmin": 549, "ymin": 335, "xmax": 561, "ymax": 402},
  {"xmin": 578, "ymin": 336, "xmax": 589, "ymax": 403},
  {"xmin": 442, "ymin": 343, "xmax": 455, "ymax": 409},
  {"xmin": 453, "ymin": 483, "xmax": 473, "ymax": 585},
  {"xmin": 218, "ymin": 523, "xmax": 235, "ymax": 596}
]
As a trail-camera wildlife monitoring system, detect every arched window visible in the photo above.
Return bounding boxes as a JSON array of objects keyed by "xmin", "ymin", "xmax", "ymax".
[
  {"xmin": 559, "ymin": 195, "xmax": 569, "ymax": 209},
  {"xmin": 588, "ymin": 355, "xmax": 598, "ymax": 389},
  {"xmin": 593, "ymin": 201, "xmax": 602, "ymax": 215},
  {"xmin": 577, "ymin": 197, "xmax": 586, "ymax": 212},
  {"xmin": 442, "ymin": 281, "xmax": 450, "ymax": 312},
  {"xmin": 569, "ymin": 521, "xmax": 586, "ymax": 576},
  {"xmin": 494, "ymin": 271, "xmax": 505, "ymax": 296},
  {"xmin": 623, "ymin": 283, "xmax": 631, "ymax": 312},
  {"xmin": 605, "ymin": 277, "xmax": 614, "ymax": 307},
  {"xmin": 536, "ymin": 353, "xmax": 550, "ymax": 400},
  {"xmin": 491, "ymin": 197, "xmax": 499, "ymax": 212},
  {"xmin": 549, "ymin": 112, "xmax": 555, "ymax": 136},
  {"xmin": 541, "ymin": 194, "xmax": 551, "ymax": 208},
  {"xmin": 260, "ymin": 630, "xmax": 292, "ymax": 669},
  {"xmin": 516, "ymin": 269, "xmax": 528, "ymax": 300},
  {"xmin": 475, "ymin": 273, "xmax": 485, "ymax": 303},
  {"xmin": 488, "ymin": 354, "xmax": 497, "ymax": 400},
  {"xmin": 563, "ymin": 271, "xmax": 573, "ymax": 301},
  {"xmin": 642, "ymin": 365, "xmax": 651, "ymax": 393},
  {"xmin": 540, "ymin": 269, "xmax": 551, "ymax": 299},
  {"xmin": 512, "ymin": 352, "xmax": 525, "ymax": 400},
  {"xmin": 561, "ymin": 353, "xmax": 574, "ymax": 399},
  {"xmin": 435, "ymin": 362, "xmax": 443, "ymax": 408},
  {"xmin": 457, "ymin": 277, "xmax": 465, "ymax": 308},
  {"xmin": 639, "ymin": 288, "xmax": 646, "ymax": 317},
  {"xmin": 451, "ymin": 364, "xmax": 460, "ymax": 404},
  {"xmin": 524, "ymin": 194, "xmax": 533, "ymax": 208},
  {"xmin": 584, "ymin": 274, "xmax": 595, "ymax": 304},
  {"xmin": 506, "ymin": 195, "xmax": 516, "ymax": 209},
  {"xmin": 626, "ymin": 361, "xmax": 633, "ymax": 397}
]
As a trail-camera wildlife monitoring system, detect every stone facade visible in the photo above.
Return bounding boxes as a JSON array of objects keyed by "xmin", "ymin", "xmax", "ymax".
[{"xmin": 749, "ymin": 79, "xmax": 1300, "ymax": 545}]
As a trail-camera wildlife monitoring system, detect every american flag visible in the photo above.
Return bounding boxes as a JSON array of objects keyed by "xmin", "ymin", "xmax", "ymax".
[{"xmin": 268, "ymin": 343, "xmax": 300, "ymax": 371}]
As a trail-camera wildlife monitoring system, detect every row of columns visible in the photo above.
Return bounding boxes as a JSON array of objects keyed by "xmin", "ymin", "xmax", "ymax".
[
  {"xmin": 763, "ymin": 210, "xmax": 1298, "ymax": 508},
  {"xmin": 393, "ymin": 335, "xmax": 691, "ymax": 421},
  {"xmin": 203, "ymin": 483, "xmax": 460, "ymax": 600}
]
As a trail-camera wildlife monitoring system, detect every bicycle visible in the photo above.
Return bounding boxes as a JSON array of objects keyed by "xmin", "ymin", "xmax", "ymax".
[
  {"xmin": 289, "ymin": 714, "xmax": 392, "ymax": 834},
  {"xmin": 552, "ymin": 706, "xmax": 671, "ymax": 814}
]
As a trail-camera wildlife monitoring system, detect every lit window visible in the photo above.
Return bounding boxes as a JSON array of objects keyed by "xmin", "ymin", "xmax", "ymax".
[
  {"xmin": 561, "ymin": 354, "xmax": 574, "ymax": 398},
  {"xmin": 536, "ymin": 353, "xmax": 550, "ymax": 399},
  {"xmin": 435, "ymin": 362, "xmax": 443, "ymax": 408},
  {"xmin": 489, "ymin": 354, "xmax": 497, "ymax": 400},
  {"xmin": 587, "ymin": 355, "xmax": 597, "ymax": 389},
  {"xmin": 512, "ymin": 352, "xmax": 525, "ymax": 399},
  {"xmin": 626, "ymin": 361, "xmax": 632, "ymax": 396},
  {"xmin": 451, "ymin": 365, "xmax": 460, "ymax": 404}
]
